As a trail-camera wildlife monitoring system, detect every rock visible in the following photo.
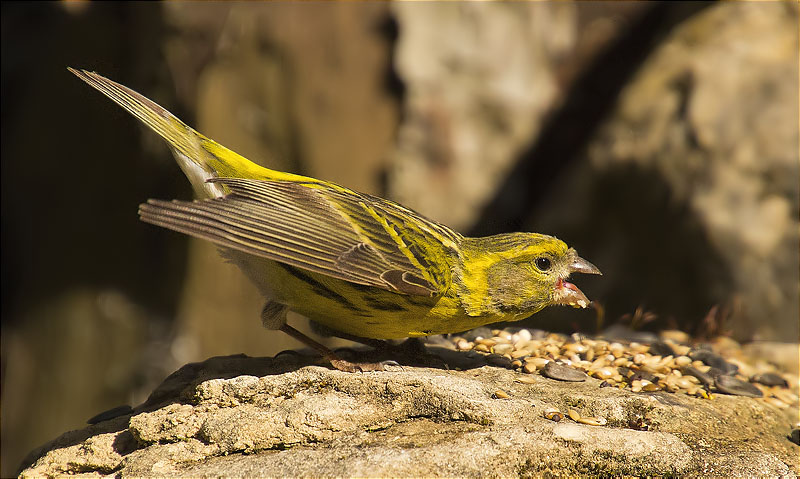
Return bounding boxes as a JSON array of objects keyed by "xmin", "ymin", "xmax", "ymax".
[
  {"xmin": 19, "ymin": 355, "xmax": 799, "ymax": 477},
  {"xmin": 528, "ymin": 1, "xmax": 800, "ymax": 341},
  {"xmin": 388, "ymin": 2, "xmax": 577, "ymax": 230}
]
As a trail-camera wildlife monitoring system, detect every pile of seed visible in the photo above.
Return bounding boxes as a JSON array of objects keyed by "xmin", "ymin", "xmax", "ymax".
[{"xmin": 446, "ymin": 328, "xmax": 798, "ymax": 409}]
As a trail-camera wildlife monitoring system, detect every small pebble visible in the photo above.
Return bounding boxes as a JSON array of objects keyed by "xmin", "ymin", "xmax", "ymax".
[
  {"xmin": 542, "ymin": 362, "xmax": 587, "ymax": 382},
  {"xmin": 714, "ymin": 375, "xmax": 763, "ymax": 398}
]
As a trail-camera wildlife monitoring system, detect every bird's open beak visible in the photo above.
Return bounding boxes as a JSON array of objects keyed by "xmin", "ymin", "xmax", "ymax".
[
  {"xmin": 569, "ymin": 255, "xmax": 601, "ymax": 275},
  {"xmin": 554, "ymin": 252, "xmax": 601, "ymax": 309}
]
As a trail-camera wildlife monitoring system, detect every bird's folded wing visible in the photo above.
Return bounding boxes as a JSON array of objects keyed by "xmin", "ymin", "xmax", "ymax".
[{"xmin": 139, "ymin": 178, "xmax": 460, "ymax": 296}]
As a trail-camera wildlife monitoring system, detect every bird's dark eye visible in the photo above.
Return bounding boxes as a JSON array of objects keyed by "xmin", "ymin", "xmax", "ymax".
[{"xmin": 535, "ymin": 257, "xmax": 551, "ymax": 272}]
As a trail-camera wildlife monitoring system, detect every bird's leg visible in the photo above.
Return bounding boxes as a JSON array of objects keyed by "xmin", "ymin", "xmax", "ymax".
[
  {"xmin": 261, "ymin": 301, "xmax": 392, "ymax": 373},
  {"xmin": 307, "ymin": 315, "xmax": 443, "ymax": 367},
  {"xmin": 309, "ymin": 320, "xmax": 391, "ymax": 350}
]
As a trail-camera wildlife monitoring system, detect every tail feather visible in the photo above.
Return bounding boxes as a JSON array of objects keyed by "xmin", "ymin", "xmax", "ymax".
[
  {"xmin": 69, "ymin": 69, "xmax": 204, "ymax": 166},
  {"xmin": 69, "ymin": 68, "xmax": 313, "ymax": 197}
]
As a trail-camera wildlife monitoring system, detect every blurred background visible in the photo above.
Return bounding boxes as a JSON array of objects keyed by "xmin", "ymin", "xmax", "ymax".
[{"xmin": 2, "ymin": 1, "xmax": 798, "ymax": 475}]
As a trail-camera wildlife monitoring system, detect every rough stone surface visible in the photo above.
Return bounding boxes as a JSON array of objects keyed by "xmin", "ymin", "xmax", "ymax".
[
  {"xmin": 529, "ymin": 1, "xmax": 799, "ymax": 339},
  {"xmin": 388, "ymin": 2, "xmax": 576, "ymax": 230},
  {"xmin": 20, "ymin": 353, "xmax": 799, "ymax": 477}
]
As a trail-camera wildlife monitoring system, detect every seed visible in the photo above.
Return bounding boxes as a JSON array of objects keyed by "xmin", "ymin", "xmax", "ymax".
[
  {"xmin": 590, "ymin": 357, "xmax": 607, "ymax": 370},
  {"xmin": 515, "ymin": 329, "xmax": 533, "ymax": 342},
  {"xmin": 542, "ymin": 362, "xmax": 588, "ymax": 382},
  {"xmin": 496, "ymin": 330, "xmax": 513, "ymax": 341},
  {"xmin": 511, "ymin": 349, "xmax": 529, "ymax": 359},
  {"xmin": 493, "ymin": 389, "xmax": 510, "ymax": 399},
  {"xmin": 676, "ymin": 377, "xmax": 695, "ymax": 389},
  {"xmin": 563, "ymin": 343, "xmax": 588, "ymax": 354},
  {"xmin": 544, "ymin": 408, "xmax": 563, "ymax": 422},
  {"xmin": 516, "ymin": 375, "xmax": 537, "ymax": 385},
  {"xmin": 593, "ymin": 367, "xmax": 617, "ymax": 380},
  {"xmin": 511, "ymin": 359, "xmax": 523, "ymax": 368},
  {"xmin": 456, "ymin": 340, "xmax": 473, "ymax": 351},
  {"xmin": 474, "ymin": 344, "xmax": 491, "ymax": 353},
  {"xmin": 763, "ymin": 397, "xmax": 789, "ymax": 409},
  {"xmin": 671, "ymin": 344, "xmax": 691, "ymax": 356},
  {"xmin": 660, "ymin": 329, "xmax": 690, "ymax": 344},
  {"xmin": 567, "ymin": 409, "xmax": 581, "ymax": 421},
  {"xmin": 577, "ymin": 416, "xmax": 607, "ymax": 426},
  {"xmin": 544, "ymin": 344, "xmax": 560, "ymax": 356},
  {"xmin": 715, "ymin": 375, "xmax": 763, "ymax": 398},
  {"xmin": 750, "ymin": 372, "xmax": 789, "ymax": 388},
  {"xmin": 493, "ymin": 343, "xmax": 513, "ymax": 355},
  {"xmin": 674, "ymin": 356, "xmax": 692, "ymax": 367},
  {"xmin": 772, "ymin": 389, "xmax": 798, "ymax": 405},
  {"xmin": 525, "ymin": 357, "xmax": 550, "ymax": 372},
  {"xmin": 633, "ymin": 354, "xmax": 646, "ymax": 365},
  {"xmin": 475, "ymin": 338, "xmax": 497, "ymax": 347},
  {"xmin": 643, "ymin": 382, "xmax": 660, "ymax": 392}
]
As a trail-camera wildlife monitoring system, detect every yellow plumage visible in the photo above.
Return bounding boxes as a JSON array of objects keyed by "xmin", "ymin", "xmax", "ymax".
[{"xmin": 70, "ymin": 68, "xmax": 600, "ymax": 370}]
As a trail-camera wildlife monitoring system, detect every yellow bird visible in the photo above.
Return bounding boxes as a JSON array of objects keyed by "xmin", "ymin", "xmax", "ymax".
[{"xmin": 70, "ymin": 68, "xmax": 601, "ymax": 372}]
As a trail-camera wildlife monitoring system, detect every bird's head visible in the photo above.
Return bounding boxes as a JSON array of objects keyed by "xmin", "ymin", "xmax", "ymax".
[{"xmin": 460, "ymin": 233, "xmax": 601, "ymax": 317}]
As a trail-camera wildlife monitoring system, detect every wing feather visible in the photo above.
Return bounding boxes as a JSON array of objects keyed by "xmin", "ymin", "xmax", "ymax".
[{"xmin": 139, "ymin": 178, "xmax": 461, "ymax": 296}]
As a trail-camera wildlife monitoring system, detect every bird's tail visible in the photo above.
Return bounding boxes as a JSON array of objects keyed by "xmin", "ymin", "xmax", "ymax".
[{"xmin": 69, "ymin": 68, "xmax": 311, "ymax": 198}]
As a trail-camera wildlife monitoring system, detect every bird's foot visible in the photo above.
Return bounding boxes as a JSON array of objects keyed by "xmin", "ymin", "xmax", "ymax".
[{"xmin": 329, "ymin": 358, "xmax": 401, "ymax": 373}]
